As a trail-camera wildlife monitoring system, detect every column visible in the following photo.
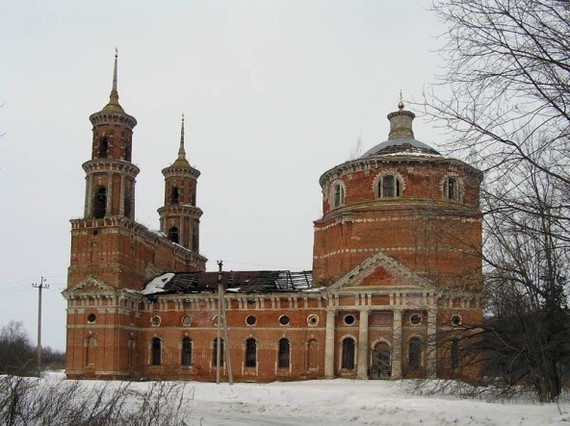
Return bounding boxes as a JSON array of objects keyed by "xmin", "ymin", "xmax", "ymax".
[
  {"xmin": 119, "ymin": 174, "xmax": 125, "ymax": 216},
  {"xmin": 324, "ymin": 309, "xmax": 336, "ymax": 378},
  {"xmin": 106, "ymin": 172, "xmax": 113, "ymax": 215},
  {"xmin": 85, "ymin": 175, "xmax": 92, "ymax": 217},
  {"xmin": 391, "ymin": 310, "xmax": 402, "ymax": 378},
  {"xmin": 426, "ymin": 309, "xmax": 437, "ymax": 378},
  {"xmin": 357, "ymin": 309, "xmax": 369, "ymax": 379}
]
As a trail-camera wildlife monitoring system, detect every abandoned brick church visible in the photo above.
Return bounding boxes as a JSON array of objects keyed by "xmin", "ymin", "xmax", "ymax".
[{"xmin": 63, "ymin": 54, "xmax": 484, "ymax": 382}]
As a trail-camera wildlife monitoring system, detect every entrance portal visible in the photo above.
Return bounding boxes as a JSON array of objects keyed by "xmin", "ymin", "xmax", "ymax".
[{"xmin": 369, "ymin": 342, "xmax": 391, "ymax": 379}]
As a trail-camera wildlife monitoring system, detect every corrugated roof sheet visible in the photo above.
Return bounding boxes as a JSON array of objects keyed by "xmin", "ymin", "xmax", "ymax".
[{"xmin": 142, "ymin": 270, "xmax": 313, "ymax": 296}]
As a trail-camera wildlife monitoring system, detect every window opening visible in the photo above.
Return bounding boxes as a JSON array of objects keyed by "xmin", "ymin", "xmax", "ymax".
[
  {"xmin": 151, "ymin": 338, "xmax": 161, "ymax": 366},
  {"xmin": 408, "ymin": 337, "xmax": 422, "ymax": 370},
  {"xmin": 342, "ymin": 338, "xmax": 356, "ymax": 369},
  {"xmin": 278, "ymin": 338, "xmax": 290, "ymax": 368},
  {"xmin": 246, "ymin": 315, "xmax": 256, "ymax": 326},
  {"xmin": 94, "ymin": 187, "xmax": 107, "ymax": 219},
  {"xmin": 171, "ymin": 187, "xmax": 180, "ymax": 205},
  {"xmin": 333, "ymin": 184, "xmax": 345, "ymax": 208},
  {"xmin": 245, "ymin": 338, "xmax": 257, "ymax": 368},
  {"xmin": 410, "ymin": 313, "xmax": 422, "ymax": 325},
  {"xmin": 381, "ymin": 174, "xmax": 401, "ymax": 198},
  {"xmin": 370, "ymin": 342, "xmax": 391, "ymax": 379},
  {"xmin": 451, "ymin": 338, "xmax": 459, "ymax": 370},
  {"xmin": 212, "ymin": 338, "xmax": 224, "ymax": 366},
  {"xmin": 445, "ymin": 177, "xmax": 458, "ymax": 200},
  {"xmin": 98, "ymin": 137, "xmax": 108, "ymax": 158},
  {"xmin": 181, "ymin": 337, "xmax": 192, "ymax": 366},
  {"xmin": 279, "ymin": 315, "xmax": 290, "ymax": 326},
  {"xmin": 168, "ymin": 226, "xmax": 179, "ymax": 244}
]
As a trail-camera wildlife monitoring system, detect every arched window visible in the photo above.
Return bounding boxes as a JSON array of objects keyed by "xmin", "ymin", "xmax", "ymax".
[
  {"xmin": 370, "ymin": 341, "xmax": 391, "ymax": 379},
  {"xmin": 181, "ymin": 337, "xmax": 192, "ymax": 366},
  {"xmin": 341, "ymin": 337, "xmax": 356, "ymax": 370},
  {"xmin": 444, "ymin": 177, "xmax": 458, "ymax": 200},
  {"xmin": 98, "ymin": 137, "xmax": 108, "ymax": 158},
  {"xmin": 278, "ymin": 338, "xmax": 290, "ymax": 369},
  {"xmin": 212, "ymin": 338, "xmax": 224, "ymax": 367},
  {"xmin": 168, "ymin": 226, "xmax": 179, "ymax": 244},
  {"xmin": 151, "ymin": 338, "xmax": 161, "ymax": 366},
  {"xmin": 245, "ymin": 338, "xmax": 257, "ymax": 368},
  {"xmin": 380, "ymin": 174, "xmax": 401, "ymax": 198},
  {"xmin": 408, "ymin": 337, "xmax": 422, "ymax": 370},
  {"xmin": 94, "ymin": 187, "xmax": 107, "ymax": 219},
  {"xmin": 333, "ymin": 183, "xmax": 345, "ymax": 208},
  {"xmin": 171, "ymin": 187, "xmax": 180, "ymax": 205}
]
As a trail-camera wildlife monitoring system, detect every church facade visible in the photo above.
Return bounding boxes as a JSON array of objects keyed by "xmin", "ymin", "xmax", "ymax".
[{"xmin": 63, "ymin": 55, "xmax": 483, "ymax": 382}]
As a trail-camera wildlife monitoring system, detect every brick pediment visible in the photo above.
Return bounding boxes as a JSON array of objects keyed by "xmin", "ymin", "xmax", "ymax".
[
  {"xmin": 328, "ymin": 251, "xmax": 438, "ymax": 292},
  {"xmin": 62, "ymin": 276, "xmax": 116, "ymax": 298}
]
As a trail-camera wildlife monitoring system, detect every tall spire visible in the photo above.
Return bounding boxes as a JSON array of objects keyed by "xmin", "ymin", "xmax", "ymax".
[
  {"xmin": 171, "ymin": 113, "xmax": 191, "ymax": 168},
  {"xmin": 178, "ymin": 113, "xmax": 187, "ymax": 160},
  {"xmin": 102, "ymin": 48, "xmax": 124, "ymax": 113}
]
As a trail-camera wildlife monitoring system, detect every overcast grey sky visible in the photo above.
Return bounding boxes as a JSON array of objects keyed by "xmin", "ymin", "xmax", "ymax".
[{"xmin": 0, "ymin": 1, "xmax": 446, "ymax": 351}]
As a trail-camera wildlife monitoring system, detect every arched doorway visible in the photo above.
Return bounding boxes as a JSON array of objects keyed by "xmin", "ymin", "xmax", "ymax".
[{"xmin": 370, "ymin": 341, "xmax": 391, "ymax": 379}]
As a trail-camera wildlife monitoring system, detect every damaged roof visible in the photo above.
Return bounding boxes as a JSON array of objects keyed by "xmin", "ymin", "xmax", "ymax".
[{"xmin": 142, "ymin": 270, "xmax": 313, "ymax": 296}]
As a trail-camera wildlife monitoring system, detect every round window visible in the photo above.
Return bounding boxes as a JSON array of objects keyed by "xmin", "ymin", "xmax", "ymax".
[
  {"xmin": 344, "ymin": 314, "xmax": 356, "ymax": 325},
  {"xmin": 246, "ymin": 315, "xmax": 257, "ymax": 326},
  {"xmin": 151, "ymin": 315, "xmax": 161, "ymax": 326},
  {"xmin": 451, "ymin": 314, "xmax": 462, "ymax": 327},
  {"xmin": 307, "ymin": 314, "xmax": 320, "ymax": 326},
  {"xmin": 279, "ymin": 315, "xmax": 290, "ymax": 326},
  {"xmin": 182, "ymin": 315, "xmax": 191, "ymax": 326},
  {"xmin": 410, "ymin": 313, "xmax": 422, "ymax": 325},
  {"xmin": 87, "ymin": 313, "xmax": 96, "ymax": 323}
]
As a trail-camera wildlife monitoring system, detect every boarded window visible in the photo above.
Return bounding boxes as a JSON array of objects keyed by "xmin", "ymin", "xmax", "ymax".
[
  {"xmin": 278, "ymin": 338, "xmax": 290, "ymax": 368},
  {"xmin": 341, "ymin": 338, "xmax": 355, "ymax": 370},
  {"xmin": 151, "ymin": 338, "xmax": 161, "ymax": 366},
  {"xmin": 181, "ymin": 337, "xmax": 192, "ymax": 366}
]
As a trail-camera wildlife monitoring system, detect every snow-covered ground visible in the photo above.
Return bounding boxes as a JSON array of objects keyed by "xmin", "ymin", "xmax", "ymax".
[{"xmin": 35, "ymin": 372, "xmax": 570, "ymax": 425}]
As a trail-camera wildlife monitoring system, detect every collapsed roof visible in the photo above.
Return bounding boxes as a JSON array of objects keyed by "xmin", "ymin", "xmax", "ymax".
[{"xmin": 142, "ymin": 270, "xmax": 313, "ymax": 296}]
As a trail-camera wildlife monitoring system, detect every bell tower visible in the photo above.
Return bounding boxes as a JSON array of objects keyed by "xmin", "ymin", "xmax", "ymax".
[
  {"xmin": 83, "ymin": 50, "xmax": 139, "ymax": 220},
  {"xmin": 158, "ymin": 115, "xmax": 203, "ymax": 252}
]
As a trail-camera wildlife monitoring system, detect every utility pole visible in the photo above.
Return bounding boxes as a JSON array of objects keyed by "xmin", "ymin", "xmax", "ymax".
[
  {"xmin": 216, "ymin": 261, "xmax": 222, "ymax": 384},
  {"xmin": 32, "ymin": 276, "xmax": 49, "ymax": 376}
]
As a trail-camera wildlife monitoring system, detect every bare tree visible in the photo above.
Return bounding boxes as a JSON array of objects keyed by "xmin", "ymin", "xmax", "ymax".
[
  {"xmin": 425, "ymin": 0, "xmax": 570, "ymax": 401},
  {"xmin": 0, "ymin": 321, "xmax": 35, "ymax": 376}
]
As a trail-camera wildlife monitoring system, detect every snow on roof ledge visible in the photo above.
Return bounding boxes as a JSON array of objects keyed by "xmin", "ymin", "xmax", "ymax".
[{"xmin": 142, "ymin": 272, "xmax": 175, "ymax": 295}]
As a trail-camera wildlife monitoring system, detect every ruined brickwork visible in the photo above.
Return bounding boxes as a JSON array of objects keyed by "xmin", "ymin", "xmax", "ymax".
[{"xmin": 63, "ymin": 57, "xmax": 483, "ymax": 382}]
